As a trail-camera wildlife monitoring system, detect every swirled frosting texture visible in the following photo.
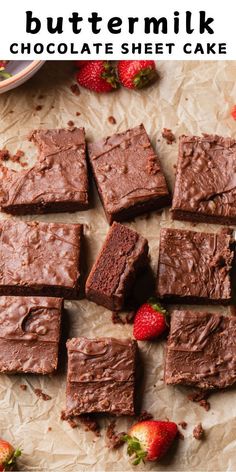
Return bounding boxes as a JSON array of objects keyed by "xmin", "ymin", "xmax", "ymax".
[
  {"xmin": 172, "ymin": 134, "xmax": 236, "ymax": 224},
  {"xmin": 88, "ymin": 124, "xmax": 170, "ymax": 223},
  {"xmin": 165, "ymin": 310, "xmax": 236, "ymax": 389},
  {"xmin": 0, "ymin": 128, "xmax": 88, "ymax": 214},
  {"xmin": 156, "ymin": 227, "xmax": 233, "ymax": 303},
  {"xmin": 66, "ymin": 337, "xmax": 137, "ymax": 416},
  {"xmin": 0, "ymin": 296, "xmax": 62, "ymax": 374}
]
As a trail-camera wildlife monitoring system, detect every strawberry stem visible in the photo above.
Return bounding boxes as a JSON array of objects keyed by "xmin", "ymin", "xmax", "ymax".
[
  {"xmin": 148, "ymin": 298, "xmax": 169, "ymax": 326},
  {"xmin": 122, "ymin": 435, "xmax": 147, "ymax": 465},
  {"xmin": 133, "ymin": 67, "xmax": 157, "ymax": 89}
]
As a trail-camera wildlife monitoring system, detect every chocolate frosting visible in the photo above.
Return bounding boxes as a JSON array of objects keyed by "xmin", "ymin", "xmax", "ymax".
[
  {"xmin": 156, "ymin": 227, "xmax": 233, "ymax": 302},
  {"xmin": 66, "ymin": 337, "xmax": 137, "ymax": 416},
  {"xmin": 165, "ymin": 310, "xmax": 236, "ymax": 389},
  {"xmin": 86, "ymin": 222, "xmax": 148, "ymax": 311},
  {"xmin": 0, "ymin": 296, "xmax": 62, "ymax": 374},
  {"xmin": 0, "ymin": 219, "xmax": 82, "ymax": 297},
  {"xmin": 88, "ymin": 124, "xmax": 169, "ymax": 218},
  {"xmin": 172, "ymin": 134, "xmax": 236, "ymax": 223},
  {"xmin": 0, "ymin": 128, "xmax": 88, "ymax": 213}
]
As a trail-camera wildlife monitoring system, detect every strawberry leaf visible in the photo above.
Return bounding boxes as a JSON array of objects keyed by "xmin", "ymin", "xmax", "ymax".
[
  {"xmin": 148, "ymin": 298, "xmax": 169, "ymax": 326},
  {"xmin": 122, "ymin": 435, "xmax": 147, "ymax": 465}
]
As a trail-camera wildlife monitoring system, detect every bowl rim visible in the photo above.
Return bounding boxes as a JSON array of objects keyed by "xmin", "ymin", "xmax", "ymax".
[{"xmin": 0, "ymin": 60, "xmax": 44, "ymax": 89}]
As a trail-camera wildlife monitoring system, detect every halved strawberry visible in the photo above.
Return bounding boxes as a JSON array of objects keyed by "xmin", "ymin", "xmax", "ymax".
[
  {"xmin": 0, "ymin": 439, "xmax": 21, "ymax": 471},
  {"xmin": 123, "ymin": 420, "xmax": 178, "ymax": 464}
]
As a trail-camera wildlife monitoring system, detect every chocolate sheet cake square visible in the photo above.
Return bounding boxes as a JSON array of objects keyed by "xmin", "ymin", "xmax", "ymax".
[
  {"xmin": 165, "ymin": 310, "xmax": 236, "ymax": 389},
  {"xmin": 0, "ymin": 219, "xmax": 82, "ymax": 299},
  {"xmin": 86, "ymin": 222, "xmax": 149, "ymax": 311},
  {"xmin": 66, "ymin": 337, "xmax": 137, "ymax": 416},
  {"xmin": 0, "ymin": 128, "xmax": 89, "ymax": 215},
  {"xmin": 88, "ymin": 124, "xmax": 170, "ymax": 223},
  {"xmin": 172, "ymin": 134, "xmax": 236, "ymax": 225},
  {"xmin": 0, "ymin": 296, "xmax": 62, "ymax": 374},
  {"xmin": 156, "ymin": 227, "xmax": 234, "ymax": 304}
]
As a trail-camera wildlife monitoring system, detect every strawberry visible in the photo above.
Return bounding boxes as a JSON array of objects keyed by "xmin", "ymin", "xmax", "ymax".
[
  {"xmin": 231, "ymin": 105, "xmax": 236, "ymax": 121},
  {"xmin": 76, "ymin": 60, "xmax": 118, "ymax": 93},
  {"xmin": 123, "ymin": 420, "xmax": 178, "ymax": 464},
  {"xmin": 117, "ymin": 60, "xmax": 157, "ymax": 89},
  {"xmin": 0, "ymin": 439, "xmax": 21, "ymax": 471},
  {"xmin": 133, "ymin": 298, "xmax": 168, "ymax": 341}
]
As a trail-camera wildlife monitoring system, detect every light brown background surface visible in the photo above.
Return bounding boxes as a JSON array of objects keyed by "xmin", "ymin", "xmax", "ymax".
[{"xmin": 0, "ymin": 61, "xmax": 236, "ymax": 471}]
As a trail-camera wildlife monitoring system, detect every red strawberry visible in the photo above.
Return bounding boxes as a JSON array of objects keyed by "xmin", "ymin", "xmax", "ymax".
[
  {"xmin": 231, "ymin": 105, "xmax": 236, "ymax": 121},
  {"xmin": 0, "ymin": 439, "xmax": 21, "ymax": 471},
  {"xmin": 133, "ymin": 298, "xmax": 168, "ymax": 341},
  {"xmin": 76, "ymin": 60, "xmax": 118, "ymax": 93},
  {"xmin": 123, "ymin": 420, "xmax": 178, "ymax": 464},
  {"xmin": 117, "ymin": 60, "xmax": 157, "ymax": 89}
]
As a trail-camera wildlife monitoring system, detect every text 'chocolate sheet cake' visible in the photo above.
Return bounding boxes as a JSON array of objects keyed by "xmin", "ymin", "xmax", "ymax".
[
  {"xmin": 165, "ymin": 310, "xmax": 236, "ymax": 390},
  {"xmin": 172, "ymin": 134, "xmax": 236, "ymax": 225},
  {"xmin": 66, "ymin": 337, "xmax": 138, "ymax": 416},
  {"xmin": 0, "ymin": 127, "xmax": 89, "ymax": 215},
  {"xmin": 0, "ymin": 296, "xmax": 62, "ymax": 374},
  {"xmin": 86, "ymin": 222, "xmax": 149, "ymax": 311},
  {"xmin": 156, "ymin": 227, "xmax": 234, "ymax": 304},
  {"xmin": 88, "ymin": 124, "xmax": 170, "ymax": 223}
]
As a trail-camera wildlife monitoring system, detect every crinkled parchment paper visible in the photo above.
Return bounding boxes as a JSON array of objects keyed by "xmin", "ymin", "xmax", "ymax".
[{"xmin": 0, "ymin": 61, "xmax": 236, "ymax": 472}]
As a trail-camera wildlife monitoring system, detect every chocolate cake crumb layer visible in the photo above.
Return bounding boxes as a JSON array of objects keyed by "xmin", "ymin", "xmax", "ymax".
[
  {"xmin": 66, "ymin": 337, "xmax": 137, "ymax": 416},
  {"xmin": 165, "ymin": 310, "xmax": 236, "ymax": 389},
  {"xmin": 0, "ymin": 128, "xmax": 89, "ymax": 215},
  {"xmin": 156, "ymin": 227, "xmax": 233, "ymax": 304},
  {"xmin": 88, "ymin": 124, "xmax": 170, "ymax": 224},
  {"xmin": 86, "ymin": 222, "xmax": 148, "ymax": 311},
  {"xmin": 0, "ymin": 219, "xmax": 82, "ymax": 299},
  {"xmin": 0, "ymin": 296, "xmax": 62, "ymax": 374},
  {"xmin": 172, "ymin": 134, "xmax": 236, "ymax": 225}
]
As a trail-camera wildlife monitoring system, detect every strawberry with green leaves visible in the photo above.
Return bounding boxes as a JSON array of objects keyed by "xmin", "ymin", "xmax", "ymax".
[
  {"xmin": 123, "ymin": 420, "xmax": 178, "ymax": 464},
  {"xmin": 0, "ymin": 439, "xmax": 21, "ymax": 471},
  {"xmin": 133, "ymin": 298, "xmax": 168, "ymax": 341},
  {"xmin": 117, "ymin": 60, "xmax": 157, "ymax": 89},
  {"xmin": 76, "ymin": 60, "xmax": 118, "ymax": 93}
]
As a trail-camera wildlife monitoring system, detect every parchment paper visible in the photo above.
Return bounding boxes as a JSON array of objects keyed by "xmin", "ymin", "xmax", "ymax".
[{"xmin": 0, "ymin": 61, "xmax": 236, "ymax": 472}]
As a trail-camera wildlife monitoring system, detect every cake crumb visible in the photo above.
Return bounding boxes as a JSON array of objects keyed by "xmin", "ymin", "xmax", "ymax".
[
  {"xmin": 111, "ymin": 311, "xmax": 125, "ymax": 325},
  {"xmin": 67, "ymin": 120, "xmax": 75, "ymax": 127},
  {"xmin": 137, "ymin": 411, "xmax": 153, "ymax": 422},
  {"xmin": 108, "ymin": 116, "xmax": 116, "ymax": 125},
  {"xmin": 79, "ymin": 415, "xmax": 100, "ymax": 436},
  {"xmin": 76, "ymin": 112, "xmax": 81, "ymax": 116},
  {"xmin": 188, "ymin": 390, "xmax": 211, "ymax": 411},
  {"xmin": 38, "ymin": 94, "xmax": 45, "ymax": 100},
  {"xmin": 162, "ymin": 128, "xmax": 176, "ymax": 144},
  {"xmin": 193, "ymin": 423, "xmax": 204, "ymax": 440},
  {"xmin": 70, "ymin": 84, "xmax": 81, "ymax": 96},
  {"xmin": 35, "ymin": 105, "xmax": 42, "ymax": 111},
  {"xmin": 19, "ymin": 384, "xmax": 27, "ymax": 391},
  {"xmin": 48, "ymin": 427, "xmax": 52, "ymax": 432},
  {"xmin": 106, "ymin": 420, "xmax": 125, "ymax": 449},
  {"xmin": 178, "ymin": 421, "xmax": 187, "ymax": 430},
  {"xmin": 34, "ymin": 388, "xmax": 52, "ymax": 401},
  {"xmin": 0, "ymin": 149, "xmax": 10, "ymax": 161}
]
